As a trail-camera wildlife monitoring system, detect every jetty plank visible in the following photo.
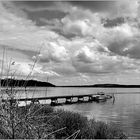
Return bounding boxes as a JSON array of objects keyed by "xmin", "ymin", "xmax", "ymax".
[{"xmin": 2, "ymin": 93, "xmax": 97, "ymax": 102}]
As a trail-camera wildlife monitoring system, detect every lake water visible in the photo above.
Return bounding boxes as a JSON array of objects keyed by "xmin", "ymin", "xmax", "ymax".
[{"xmin": 2, "ymin": 87, "xmax": 140, "ymax": 138}]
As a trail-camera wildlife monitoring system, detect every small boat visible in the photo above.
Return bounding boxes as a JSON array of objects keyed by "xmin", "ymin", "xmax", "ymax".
[
  {"xmin": 94, "ymin": 92, "xmax": 112, "ymax": 102},
  {"xmin": 94, "ymin": 95, "xmax": 107, "ymax": 102}
]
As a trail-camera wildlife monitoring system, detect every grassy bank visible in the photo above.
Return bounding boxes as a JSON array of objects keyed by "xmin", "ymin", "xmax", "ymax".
[{"xmin": 0, "ymin": 103, "xmax": 128, "ymax": 139}]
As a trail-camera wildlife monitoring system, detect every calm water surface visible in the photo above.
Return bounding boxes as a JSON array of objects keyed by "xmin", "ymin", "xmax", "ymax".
[{"xmin": 4, "ymin": 87, "xmax": 140, "ymax": 138}]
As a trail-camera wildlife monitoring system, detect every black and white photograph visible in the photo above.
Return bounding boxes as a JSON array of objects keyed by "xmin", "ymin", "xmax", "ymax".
[{"xmin": 0, "ymin": 0, "xmax": 140, "ymax": 139}]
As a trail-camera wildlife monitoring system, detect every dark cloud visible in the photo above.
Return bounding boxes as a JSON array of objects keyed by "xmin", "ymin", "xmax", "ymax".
[
  {"xmin": 13, "ymin": 1, "xmax": 66, "ymax": 26},
  {"xmin": 27, "ymin": 10, "xmax": 66, "ymax": 26},
  {"xmin": 108, "ymin": 40, "xmax": 129, "ymax": 55},
  {"xmin": 107, "ymin": 38, "xmax": 140, "ymax": 59},
  {"xmin": 70, "ymin": 1, "xmax": 115, "ymax": 13},
  {"xmin": 124, "ymin": 42, "xmax": 140, "ymax": 59},
  {"xmin": 14, "ymin": 1, "xmax": 55, "ymax": 8},
  {"xmin": 103, "ymin": 17, "xmax": 125, "ymax": 27}
]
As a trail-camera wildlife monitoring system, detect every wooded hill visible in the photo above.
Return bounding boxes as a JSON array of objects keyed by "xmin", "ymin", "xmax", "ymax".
[{"xmin": 0, "ymin": 79, "xmax": 55, "ymax": 87}]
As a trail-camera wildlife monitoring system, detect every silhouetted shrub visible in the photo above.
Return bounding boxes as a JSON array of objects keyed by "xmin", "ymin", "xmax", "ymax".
[
  {"xmin": 50, "ymin": 109, "xmax": 128, "ymax": 139},
  {"xmin": 0, "ymin": 103, "xmax": 128, "ymax": 139},
  {"xmin": 94, "ymin": 121, "xmax": 127, "ymax": 139},
  {"xmin": 0, "ymin": 103, "xmax": 54, "ymax": 139},
  {"xmin": 51, "ymin": 109, "xmax": 88, "ymax": 139}
]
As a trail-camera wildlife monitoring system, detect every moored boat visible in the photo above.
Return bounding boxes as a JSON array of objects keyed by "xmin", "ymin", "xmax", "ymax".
[
  {"xmin": 94, "ymin": 92, "xmax": 112, "ymax": 102},
  {"xmin": 94, "ymin": 95, "xmax": 107, "ymax": 102}
]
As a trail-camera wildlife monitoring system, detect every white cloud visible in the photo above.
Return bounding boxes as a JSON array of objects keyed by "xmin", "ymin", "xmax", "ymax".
[
  {"xmin": 74, "ymin": 46, "xmax": 99, "ymax": 63},
  {"xmin": 38, "ymin": 41, "xmax": 69, "ymax": 63},
  {"xmin": 33, "ymin": 65, "xmax": 60, "ymax": 77},
  {"xmin": 61, "ymin": 5, "xmax": 102, "ymax": 36}
]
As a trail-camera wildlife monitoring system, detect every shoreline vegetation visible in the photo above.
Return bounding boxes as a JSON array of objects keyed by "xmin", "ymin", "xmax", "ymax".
[
  {"xmin": 1, "ymin": 78, "xmax": 140, "ymax": 88},
  {"xmin": 0, "ymin": 103, "xmax": 128, "ymax": 139}
]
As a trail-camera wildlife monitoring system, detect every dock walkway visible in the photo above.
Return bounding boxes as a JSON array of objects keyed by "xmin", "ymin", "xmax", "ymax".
[{"xmin": 2, "ymin": 93, "xmax": 112, "ymax": 106}]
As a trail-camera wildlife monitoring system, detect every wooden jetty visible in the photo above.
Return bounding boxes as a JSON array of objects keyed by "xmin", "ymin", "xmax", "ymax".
[{"xmin": 2, "ymin": 93, "xmax": 112, "ymax": 106}]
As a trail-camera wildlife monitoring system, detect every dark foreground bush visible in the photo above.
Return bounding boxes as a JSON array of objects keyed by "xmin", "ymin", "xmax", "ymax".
[
  {"xmin": 93, "ymin": 121, "xmax": 127, "ymax": 139},
  {"xmin": 0, "ymin": 103, "xmax": 54, "ymax": 139},
  {"xmin": 50, "ymin": 109, "xmax": 128, "ymax": 139},
  {"xmin": 0, "ymin": 103, "xmax": 128, "ymax": 139},
  {"xmin": 51, "ymin": 110, "xmax": 88, "ymax": 139}
]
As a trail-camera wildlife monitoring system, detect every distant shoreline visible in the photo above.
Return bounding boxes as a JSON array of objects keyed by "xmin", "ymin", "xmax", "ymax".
[
  {"xmin": 1, "ymin": 78, "xmax": 140, "ymax": 88},
  {"xmin": 56, "ymin": 84, "xmax": 140, "ymax": 88}
]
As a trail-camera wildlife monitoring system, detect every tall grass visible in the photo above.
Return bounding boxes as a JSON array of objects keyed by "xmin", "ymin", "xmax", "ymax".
[
  {"xmin": 0, "ymin": 47, "xmax": 55, "ymax": 139},
  {"xmin": 0, "ymin": 103, "xmax": 128, "ymax": 139},
  {"xmin": 51, "ymin": 109, "xmax": 128, "ymax": 139}
]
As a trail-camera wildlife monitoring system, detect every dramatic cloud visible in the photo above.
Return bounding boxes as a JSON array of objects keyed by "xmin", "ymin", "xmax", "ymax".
[{"xmin": 1, "ymin": 1, "xmax": 140, "ymax": 85}]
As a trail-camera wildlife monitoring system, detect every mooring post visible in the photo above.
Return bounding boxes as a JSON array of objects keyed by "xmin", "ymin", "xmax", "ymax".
[
  {"xmin": 56, "ymin": 98, "xmax": 58, "ymax": 104},
  {"xmin": 88, "ymin": 96, "xmax": 93, "ymax": 101}
]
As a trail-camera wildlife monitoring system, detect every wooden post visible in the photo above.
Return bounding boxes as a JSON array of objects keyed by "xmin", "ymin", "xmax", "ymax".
[{"xmin": 88, "ymin": 96, "xmax": 93, "ymax": 101}]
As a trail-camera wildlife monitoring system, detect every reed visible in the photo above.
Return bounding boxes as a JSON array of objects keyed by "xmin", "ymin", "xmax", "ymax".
[
  {"xmin": 50, "ymin": 109, "xmax": 128, "ymax": 139},
  {"xmin": 0, "ymin": 47, "xmax": 55, "ymax": 139}
]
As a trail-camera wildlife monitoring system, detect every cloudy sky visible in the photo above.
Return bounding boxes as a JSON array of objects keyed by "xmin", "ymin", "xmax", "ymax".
[{"xmin": 1, "ymin": 0, "xmax": 140, "ymax": 85}]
